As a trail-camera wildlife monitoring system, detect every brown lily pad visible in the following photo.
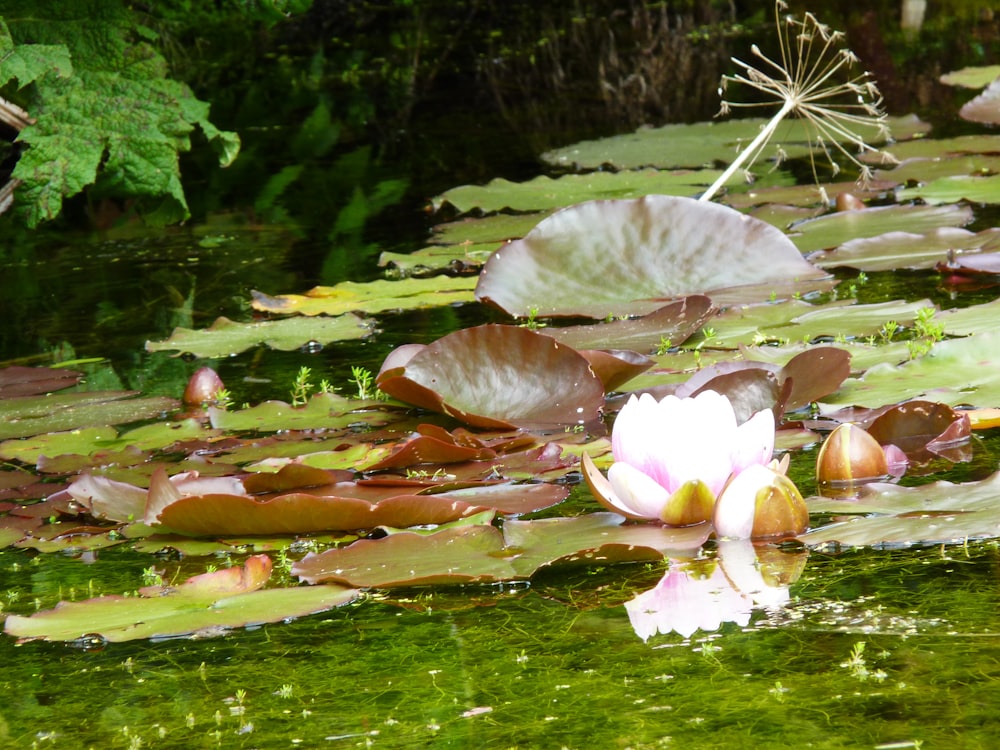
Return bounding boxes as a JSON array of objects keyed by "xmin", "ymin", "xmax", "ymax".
[
  {"xmin": 292, "ymin": 513, "xmax": 711, "ymax": 587},
  {"xmin": 865, "ymin": 400, "xmax": 972, "ymax": 463},
  {"xmin": 0, "ymin": 366, "xmax": 82, "ymax": 399},
  {"xmin": 376, "ymin": 324, "xmax": 606, "ymax": 429},
  {"xmin": 542, "ymin": 296, "xmax": 717, "ymax": 352}
]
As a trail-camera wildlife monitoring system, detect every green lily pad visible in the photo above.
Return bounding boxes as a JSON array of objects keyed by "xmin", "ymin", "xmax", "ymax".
[
  {"xmin": 801, "ymin": 471, "xmax": 1000, "ymax": 547},
  {"xmin": 378, "ymin": 242, "xmax": 498, "ymax": 275},
  {"xmin": 207, "ymin": 393, "xmax": 398, "ymax": 432},
  {"xmin": 145, "ymin": 314, "xmax": 374, "ymax": 358},
  {"xmin": 763, "ymin": 299, "xmax": 935, "ymax": 345},
  {"xmin": 0, "ymin": 392, "xmax": 180, "ymax": 440},
  {"xmin": 250, "ymin": 275, "xmax": 478, "ymax": 317},
  {"xmin": 960, "ymin": 77, "xmax": 1000, "ymax": 125},
  {"xmin": 3, "ymin": 555, "xmax": 359, "ymax": 643},
  {"xmin": 475, "ymin": 195, "xmax": 828, "ymax": 319},
  {"xmin": 877, "ymin": 134, "xmax": 1000, "ymax": 161},
  {"xmin": 433, "ymin": 169, "xmax": 733, "ymax": 214},
  {"xmin": 292, "ymin": 513, "xmax": 710, "ymax": 587},
  {"xmin": 0, "ymin": 528, "xmax": 24, "ymax": 548},
  {"xmin": 707, "ymin": 298, "xmax": 933, "ymax": 347},
  {"xmin": 540, "ymin": 115, "xmax": 921, "ymax": 171},
  {"xmin": 811, "ymin": 227, "xmax": 1000, "ymax": 272},
  {"xmin": 940, "ymin": 66, "xmax": 1000, "ymax": 88},
  {"xmin": 939, "ymin": 296, "xmax": 1000, "ymax": 336},
  {"xmin": 248, "ymin": 443, "xmax": 391, "ymax": 473},
  {"xmin": 877, "ymin": 155, "xmax": 1000, "ymax": 184},
  {"xmin": 430, "ymin": 212, "xmax": 550, "ymax": 246},
  {"xmin": 378, "ymin": 213, "xmax": 552, "ymax": 276},
  {"xmin": 897, "ymin": 174, "xmax": 1000, "ymax": 205},
  {"xmin": 822, "ymin": 331, "xmax": 1000, "ymax": 409},
  {"xmin": 0, "ymin": 419, "xmax": 215, "ymax": 465},
  {"xmin": 788, "ymin": 203, "xmax": 974, "ymax": 254},
  {"xmin": 200, "ymin": 433, "xmax": 384, "ymax": 467},
  {"xmin": 725, "ymin": 179, "xmax": 897, "ymax": 210}
]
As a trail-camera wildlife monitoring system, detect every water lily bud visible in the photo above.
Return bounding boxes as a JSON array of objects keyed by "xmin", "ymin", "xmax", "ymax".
[
  {"xmin": 183, "ymin": 366, "xmax": 225, "ymax": 407},
  {"xmin": 816, "ymin": 423, "xmax": 888, "ymax": 491},
  {"xmin": 835, "ymin": 192, "xmax": 865, "ymax": 211},
  {"xmin": 714, "ymin": 464, "xmax": 808, "ymax": 540},
  {"xmin": 749, "ymin": 470, "xmax": 809, "ymax": 539}
]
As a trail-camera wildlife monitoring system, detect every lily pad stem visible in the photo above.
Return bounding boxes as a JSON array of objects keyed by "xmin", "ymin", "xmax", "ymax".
[{"xmin": 699, "ymin": 98, "xmax": 795, "ymax": 203}]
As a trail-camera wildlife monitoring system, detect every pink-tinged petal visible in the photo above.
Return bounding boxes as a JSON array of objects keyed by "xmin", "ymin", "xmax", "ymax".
[
  {"xmin": 611, "ymin": 393, "xmax": 662, "ymax": 472},
  {"xmin": 646, "ymin": 391, "xmax": 736, "ymax": 495},
  {"xmin": 731, "ymin": 408, "xmax": 775, "ymax": 474},
  {"xmin": 607, "ymin": 462, "xmax": 672, "ymax": 520},
  {"xmin": 604, "ymin": 389, "xmax": 776, "ymax": 510},
  {"xmin": 883, "ymin": 443, "xmax": 908, "ymax": 478}
]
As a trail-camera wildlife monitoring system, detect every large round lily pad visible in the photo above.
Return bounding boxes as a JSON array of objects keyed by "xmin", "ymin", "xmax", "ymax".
[
  {"xmin": 474, "ymin": 196, "xmax": 828, "ymax": 318},
  {"xmin": 376, "ymin": 324, "xmax": 605, "ymax": 429}
]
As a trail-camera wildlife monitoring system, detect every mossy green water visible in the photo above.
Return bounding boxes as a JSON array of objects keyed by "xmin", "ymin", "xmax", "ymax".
[{"xmin": 1, "ymin": 538, "xmax": 998, "ymax": 748}]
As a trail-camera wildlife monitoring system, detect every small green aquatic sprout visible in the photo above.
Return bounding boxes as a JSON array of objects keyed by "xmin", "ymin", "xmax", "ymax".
[
  {"xmin": 520, "ymin": 305, "xmax": 545, "ymax": 330},
  {"xmin": 214, "ymin": 388, "xmax": 233, "ymax": 410},
  {"xmin": 914, "ymin": 306, "xmax": 944, "ymax": 342},
  {"xmin": 655, "ymin": 336, "xmax": 673, "ymax": 355},
  {"xmin": 290, "ymin": 366, "xmax": 313, "ymax": 406},
  {"xmin": 769, "ymin": 681, "xmax": 790, "ymax": 702},
  {"xmin": 141, "ymin": 567, "xmax": 164, "ymax": 587},
  {"xmin": 702, "ymin": 1, "xmax": 894, "ymax": 202},
  {"xmin": 879, "ymin": 320, "xmax": 899, "ymax": 343},
  {"xmin": 349, "ymin": 365, "xmax": 380, "ymax": 400},
  {"xmin": 907, "ymin": 306, "xmax": 945, "ymax": 359}
]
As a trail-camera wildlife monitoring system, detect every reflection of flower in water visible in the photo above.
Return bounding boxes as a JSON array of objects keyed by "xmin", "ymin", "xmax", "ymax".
[
  {"xmin": 626, "ymin": 563, "xmax": 752, "ymax": 641},
  {"xmin": 626, "ymin": 540, "xmax": 803, "ymax": 641}
]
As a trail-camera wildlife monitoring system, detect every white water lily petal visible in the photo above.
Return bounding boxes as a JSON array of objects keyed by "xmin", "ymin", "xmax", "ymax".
[
  {"xmin": 731, "ymin": 408, "xmax": 776, "ymax": 475},
  {"xmin": 713, "ymin": 464, "xmax": 777, "ymax": 540},
  {"xmin": 607, "ymin": 462, "xmax": 672, "ymax": 519}
]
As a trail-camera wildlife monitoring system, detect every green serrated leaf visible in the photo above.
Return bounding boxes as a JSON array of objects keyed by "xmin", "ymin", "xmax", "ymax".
[{"xmin": 4, "ymin": 2, "xmax": 239, "ymax": 225}]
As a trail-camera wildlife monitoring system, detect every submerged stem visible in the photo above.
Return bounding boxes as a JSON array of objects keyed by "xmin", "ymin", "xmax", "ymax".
[{"xmin": 699, "ymin": 98, "xmax": 795, "ymax": 203}]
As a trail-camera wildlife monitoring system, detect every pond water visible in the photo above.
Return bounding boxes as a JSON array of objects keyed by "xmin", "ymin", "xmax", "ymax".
[{"xmin": 3, "ymin": 5, "xmax": 1000, "ymax": 750}]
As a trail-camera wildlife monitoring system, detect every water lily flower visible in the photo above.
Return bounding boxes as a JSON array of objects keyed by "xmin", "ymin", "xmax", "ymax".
[{"xmin": 584, "ymin": 390, "xmax": 775, "ymax": 526}]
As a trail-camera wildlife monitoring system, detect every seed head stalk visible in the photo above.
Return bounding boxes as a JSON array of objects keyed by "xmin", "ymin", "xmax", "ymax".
[{"xmin": 700, "ymin": 1, "xmax": 895, "ymax": 203}]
